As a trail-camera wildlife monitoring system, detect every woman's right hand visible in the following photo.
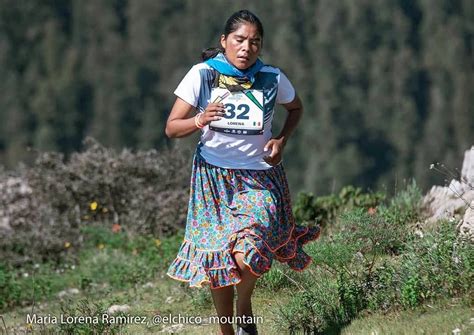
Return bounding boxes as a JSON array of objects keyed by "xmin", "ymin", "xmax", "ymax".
[
  {"xmin": 198, "ymin": 103, "xmax": 226, "ymax": 125},
  {"xmin": 165, "ymin": 98, "xmax": 226, "ymax": 138}
]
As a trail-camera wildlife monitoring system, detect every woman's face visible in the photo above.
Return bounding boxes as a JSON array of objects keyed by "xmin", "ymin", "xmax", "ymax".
[{"xmin": 220, "ymin": 23, "xmax": 262, "ymax": 70}]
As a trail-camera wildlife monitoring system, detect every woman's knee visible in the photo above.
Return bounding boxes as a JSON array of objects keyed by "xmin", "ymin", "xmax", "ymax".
[
  {"xmin": 233, "ymin": 252, "xmax": 248, "ymax": 273},
  {"xmin": 233, "ymin": 252, "xmax": 259, "ymax": 280}
]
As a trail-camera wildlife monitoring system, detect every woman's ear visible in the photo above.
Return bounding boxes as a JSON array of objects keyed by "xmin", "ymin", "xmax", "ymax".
[{"xmin": 220, "ymin": 34, "xmax": 226, "ymax": 50}]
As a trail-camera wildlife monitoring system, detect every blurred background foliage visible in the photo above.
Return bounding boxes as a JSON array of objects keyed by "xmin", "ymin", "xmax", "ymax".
[{"xmin": 0, "ymin": 0, "xmax": 473, "ymax": 195}]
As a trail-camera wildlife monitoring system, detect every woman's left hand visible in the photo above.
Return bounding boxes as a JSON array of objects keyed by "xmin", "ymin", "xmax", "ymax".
[{"xmin": 263, "ymin": 137, "xmax": 285, "ymax": 166}]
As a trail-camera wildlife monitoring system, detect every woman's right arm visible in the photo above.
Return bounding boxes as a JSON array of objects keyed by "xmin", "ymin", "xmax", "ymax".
[
  {"xmin": 165, "ymin": 98, "xmax": 199, "ymax": 138},
  {"xmin": 165, "ymin": 98, "xmax": 225, "ymax": 138}
]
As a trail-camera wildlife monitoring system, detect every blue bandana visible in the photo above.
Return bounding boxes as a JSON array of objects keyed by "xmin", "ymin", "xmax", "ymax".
[{"xmin": 205, "ymin": 52, "xmax": 264, "ymax": 87}]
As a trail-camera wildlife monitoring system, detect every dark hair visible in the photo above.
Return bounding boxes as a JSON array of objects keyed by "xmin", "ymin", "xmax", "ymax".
[{"xmin": 201, "ymin": 9, "xmax": 264, "ymax": 61}]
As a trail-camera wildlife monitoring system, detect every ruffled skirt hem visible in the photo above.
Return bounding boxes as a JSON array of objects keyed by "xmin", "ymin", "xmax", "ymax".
[{"xmin": 166, "ymin": 224, "xmax": 321, "ymax": 289}]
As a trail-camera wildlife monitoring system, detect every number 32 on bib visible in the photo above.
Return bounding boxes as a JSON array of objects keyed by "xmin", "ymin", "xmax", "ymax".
[{"xmin": 209, "ymin": 87, "xmax": 265, "ymax": 135}]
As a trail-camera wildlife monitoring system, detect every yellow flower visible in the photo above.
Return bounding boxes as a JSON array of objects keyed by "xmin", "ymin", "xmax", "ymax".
[
  {"xmin": 155, "ymin": 239, "xmax": 162, "ymax": 248},
  {"xmin": 98, "ymin": 243, "xmax": 105, "ymax": 250},
  {"xmin": 26, "ymin": 323, "xmax": 33, "ymax": 329},
  {"xmin": 64, "ymin": 242, "xmax": 71, "ymax": 248},
  {"xmin": 90, "ymin": 201, "xmax": 98, "ymax": 211}
]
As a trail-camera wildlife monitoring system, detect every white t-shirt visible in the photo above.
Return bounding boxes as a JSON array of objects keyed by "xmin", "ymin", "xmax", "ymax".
[{"xmin": 174, "ymin": 62, "xmax": 295, "ymax": 170}]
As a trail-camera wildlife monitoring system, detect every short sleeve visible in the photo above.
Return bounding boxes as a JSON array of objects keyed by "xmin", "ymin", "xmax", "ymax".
[
  {"xmin": 276, "ymin": 71, "xmax": 296, "ymax": 104},
  {"xmin": 173, "ymin": 65, "xmax": 202, "ymax": 107}
]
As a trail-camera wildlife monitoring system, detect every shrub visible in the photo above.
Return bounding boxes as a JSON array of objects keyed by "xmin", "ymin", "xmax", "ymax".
[
  {"xmin": 0, "ymin": 137, "xmax": 191, "ymax": 266},
  {"xmin": 273, "ymin": 270, "xmax": 350, "ymax": 334},
  {"xmin": 275, "ymin": 196, "xmax": 473, "ymax": 333},
  {"xmin": 293, "ymin": 185, "xmax": 385, "ymax": 228},
  {"xmin": 287, "ymin": 207, "xmax": 406, "ymax": 332},
  {"xmin": 274, "ymin": 181, "xmax": 462, "ymax": 332},
  {"xmin": 377, "ymin": 179, "xmax": 422, "ymax": 227},
  {"xmin": 310, "ymin": 207, "xmax": 407, "ymax": 268},
  {"xmin": 363, "ymin": 259, "xmax": 399, "ymax": 312},
  {"xmin": 56, "ymin": 297, "xmax": 123, "ymax": 334},
  {"xmin": 0, "ymin": 227, "xmax": 183, "ymax": 311},
  {"xmin": 258, "ymin": 263, "xmax": 294, "ymax": 291},
  {"xmin": 186, "ymin": 287, "xmax": 213, "ymax": 310},
  {"xmin": 399, "ymin": 219, "xmax": 473, "ymax": 307},
  {"xmin": 0, "ymin": 261, "xmax": 70, "ymax": 311},
  {"xmin": 76, "ymin": 225, "xmax": 182, "ymax": 291}
]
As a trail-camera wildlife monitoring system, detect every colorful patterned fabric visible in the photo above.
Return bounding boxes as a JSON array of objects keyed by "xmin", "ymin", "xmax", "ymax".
[
  {"xmin": 166, "ymin": 152, "xmax": 322, "ymax": 289},
  {"xmin": 215, "ymin": 72, "xmax": 253, "ymax": 91}
]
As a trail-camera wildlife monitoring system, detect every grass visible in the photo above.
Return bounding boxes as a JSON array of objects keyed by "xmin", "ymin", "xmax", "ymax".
[
  {"xmin": 1, "ymin": 250, "xmax": 472, "ymax": 334},
  {"xmin": 340, "ymin": 296, "xmax": 473, "ymax": 335},
  {"xmin": 1, "ymin": 181, "xmax": 473, "ymax": 334},
  {"xmin": 2, "ymin": 269, "xmax": 472, "ymax": 334}
]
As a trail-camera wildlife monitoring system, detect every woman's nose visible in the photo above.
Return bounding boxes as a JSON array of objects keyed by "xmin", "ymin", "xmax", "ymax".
[{"xmin": 241, "ymin": 40, "xmax": 250, "ymax": 51}]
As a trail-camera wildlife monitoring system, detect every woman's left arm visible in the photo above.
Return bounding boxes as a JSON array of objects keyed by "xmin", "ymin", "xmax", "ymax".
[{"xmin": 263, "ymin": 94, "xmax": 303, "ymax": 166}]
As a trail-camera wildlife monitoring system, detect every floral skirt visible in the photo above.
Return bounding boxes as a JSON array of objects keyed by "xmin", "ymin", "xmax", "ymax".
[{"xmin": 166, "ymin": 153, "xmax": 321, "ymax": 289}]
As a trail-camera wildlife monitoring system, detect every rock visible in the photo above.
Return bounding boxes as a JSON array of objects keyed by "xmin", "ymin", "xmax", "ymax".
[
  {"xmin": 68, "ymin": 288, "xmax": 80, "ymax": 295},
  {"xmin": 57, "ymin": 288, "xmax": 80, "ymax": 299},
  {"xmin": 107, "ymin": 304, "xmax": 131, "ymax": 314},
  {"xmin": 461, "ymin": 146, "xmax": 474, "ymax": 186},
  {"xmin": 142, "ymin": 282, "xmax": 155, "ymax": 288},
  {"xmin": 457, "ymin": 200, "xmax": 474, "ymax": 241},
  {"xmin": 414, "ymin": 228, "xmax": 424, "ymax": 238},
  {"xmin": 57, "ymin": 291, "xmax": 67, "ymax": 299},
  {"xmin": 423, "ymin": 146, "xmax": 474, "ymax": 223},
  {"xmin": 160, "ymin": 323, "xmax": 185, "ymax": 333},
  {"xmin": 423, "ymin": 185, "xmax": 469, "ymax": 221}
]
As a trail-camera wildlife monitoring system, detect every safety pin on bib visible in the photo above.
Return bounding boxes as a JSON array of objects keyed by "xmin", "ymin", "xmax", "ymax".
[{"xmin": 212, "ymin": 90, "xmax": 231, "ymax": 104}]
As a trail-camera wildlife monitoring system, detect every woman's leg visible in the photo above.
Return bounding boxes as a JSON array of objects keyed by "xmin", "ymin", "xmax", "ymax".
[
  {"xmin": 233, "ymin": 252, "xmax": 259, "ymax": 324},
  {"xmin": 210, "ymin": 285, "xmax": 235, "ymax": 335}
]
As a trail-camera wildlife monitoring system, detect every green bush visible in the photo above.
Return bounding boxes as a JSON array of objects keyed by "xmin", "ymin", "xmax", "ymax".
[
  {"xmin": 364, "ymin": 259, "xmax": 399, "ymax": 311},
  {"xmin": 0, "ymin": 264, "xmax": 22, "ymax": 310},
  {"xmin": 0, "ymin": 227, "xmax": 183, "ymax": 312},
  {"xmin": 273, "ymin": 270, "xmax": 349, "ymax": 334},
  {"xmin": 186, "ymin": 287, "xmax": 213, "ymax": 310},
  {"xmin": 400, "ymin": 272, "xmax": 422, "ymax": 308},
  {"xmin": 77, "ymin": 227, "xmax": 182, "ymax": 290},
  {"xmin": 378, "ymin": 179, "xmax": 422, "ymax": 227},
  {"xmin": 56, "ymin": 297, "xmax": 123, "ymax": 335},
  {"xmin": 293, "ymin": 185, "xmax": 385, "ymax": 227},
  {"xmin": 275, "ymin": 181, "xmax": 471, "ymax": 332},
  {"xmin": 309, "ymin": 207, "xmax": 407, "ymax": 268},
  {"xmin": 399, "ymin": 220, "xmax": 473, "ymax": 307},
  {"xmin": 0, "ymin": 261, "xmax": 72, "ymax": 311},
  {"xmin": 258, "ymin": 263, "xmax": 294, "ymax": 291}
]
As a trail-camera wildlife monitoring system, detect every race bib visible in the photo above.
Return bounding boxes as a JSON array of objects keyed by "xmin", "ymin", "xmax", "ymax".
[{"xmin": 209, "ymin": 87, "xmax": 265, "ymax": 135}]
